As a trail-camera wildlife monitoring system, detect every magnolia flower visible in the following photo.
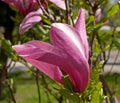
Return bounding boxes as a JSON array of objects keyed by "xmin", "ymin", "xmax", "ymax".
[
  {"xmin": 2, "ymin": 0, "xmax": 66, "ymax": 34},
  {"xmin": 12, "ymin": 9, "xmax": 90, "ymax": 92},
  {"xmin": 19, "ymin": 8, "xmax": 43, "ymax": 34},
  {"xmin": 2, "ymin": 0, "xmax": 38, "ymax": 16},
  {"xmin": 18, "ymin": 0, "xmax": 66, "ymax": 34},
  {"xmin": 2, "ymin": 0, "xmax": 65, "ymax": 16}
]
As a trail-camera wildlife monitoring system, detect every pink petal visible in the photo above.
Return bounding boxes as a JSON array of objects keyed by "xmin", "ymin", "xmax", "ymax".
[
  {"xmin": 50, "ymin": 23, "xmax": 85, "ymax": 58},
  {"xmin": 19, "ymin": 9, "xmax": 43, "ymax": 34},
  {"xmin": 49, "ymin": 0, "xmax": 66, "ymax": 10},
  {"xmin": 60, "ymin": 64, "xmax": 90, "ymax": 92},
  {"xmin": 25, "ymin": 59, "xmax": 63, "ymax": 83},
  {"xmin": 75, "ymin": 9, "xmax": 89, "ymax": 60},
  {"xmin": 12, "ymin": 40, "xmax": 68, "ymax": 66},
  {"xmin": 114, "ymin": 97, "xmax": 120, "ymax": 103},
  {"xmin": 50, "ymin": 23, "xmax": 90, "ymax": 92},
  {"xmin": 2, "ymin": 0, "xmax": 38, "ymax": 15},
  {"xmin": 12, "ymin": 41, "xmax": 63, "ymax": 83}
]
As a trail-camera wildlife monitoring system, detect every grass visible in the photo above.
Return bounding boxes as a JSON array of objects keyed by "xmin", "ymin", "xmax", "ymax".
[
  {"xmin": 0, "ymin": 72, "xmax": 59, "ymax": 103},
  {"xmin": 0, "ymin": 72, "xmax": 120, "ymax": 103}
]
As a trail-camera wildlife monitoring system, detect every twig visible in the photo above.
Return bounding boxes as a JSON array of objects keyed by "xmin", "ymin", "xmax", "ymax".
[
  {"xmin": 41, "ymin": 74, "xmax": 58, "ymax": 101},
  {"xmin": 65, "ymin": 0, "xmax": 70, "ymax": 24},
  {"xmin": 4, "ymin": 62, "xmax": 17, "ymax": 103},
  {"xmin": 100, "ymin": 74, "xmax": 113, "ymax": 97},
  {"xmin": 7, "ymin": 82, "xmax": 16, "ymax": 103},
  {"xmin": 35, "ymin": 69, "xmax": 41, "ymax": 103},
  {"xmin": 69, "ymin": 1, "xmax": 74, "ymax": 26},
  {"xmin": 36, "ymin": 0, "xmax": 55, "ymax": 22}
]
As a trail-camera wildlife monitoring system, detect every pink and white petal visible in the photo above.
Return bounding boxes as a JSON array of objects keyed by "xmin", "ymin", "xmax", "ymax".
[
  {"xmin": 60, "ymin": 63, "xmax": 90, "ymax": 92},
  {"xmin": 12, "ymin": 40, "xmax": 68, "ymax": 67},
  {"xmin": 19, "ymin": 9, "xmax": 43, "ymax": 34},
  {"xmin": 12, "ymin": 41, "xmax": 63, "ymax": 83},
  {"xmin": 50, "ymin": 23, "xmax": 90, "ymax": 92},
  {"xmin": 50, "ymin": 23, "xmax": 85, "ymax": 59},
  {"xmin": 75, "ymin": 9, "xmax": 89, "ymax": 60},
  {"xmin": 49, "ymin": 0, "xmax": 66, "ymax": 10}
]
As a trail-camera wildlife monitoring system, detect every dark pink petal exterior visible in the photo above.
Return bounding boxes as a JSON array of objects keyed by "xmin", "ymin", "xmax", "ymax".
[
  {"xmin": 50, "ymin": 23, "xmax": 90, "ymax": 92},
  {"xmin": 19, "ymin": 9, "xmax": 43, "ymax": 34},
  {"xmin": 12, "ymin": 41, "xmax": 63, "ymax": 83},
  {"xmin": 75, "ymin": 9, "xmax": 89, "ymax": 60},
  {"xmin": 49, "ymin": 0, "xmax": 66, "ymax": 10},
  {"xmin": 2, "ymin": 0, "xmax": 38, "ymax": 16},
  {"xmin": 2, "ymin": 0, "xmax": 65, "ymax": 16}
]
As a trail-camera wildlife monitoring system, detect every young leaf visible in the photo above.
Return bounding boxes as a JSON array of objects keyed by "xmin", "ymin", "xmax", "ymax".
[{"xmin": 107, "ymin": 5, "xmax": 119, "ymax": 18}]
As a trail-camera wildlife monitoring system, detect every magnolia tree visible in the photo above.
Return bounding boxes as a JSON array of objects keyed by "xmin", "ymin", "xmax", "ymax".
[{"xmin": 0, "ymin": 0, "xmax": 120, "ymax": 103}]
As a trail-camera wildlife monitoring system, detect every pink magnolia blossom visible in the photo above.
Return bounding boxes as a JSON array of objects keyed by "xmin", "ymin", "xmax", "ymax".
[
  {"xmin": 2, "ymin": 0, "xmax": 65, "ymax": 16},
  {"xmin": 2, "ymin": 0, "xmax": 38, "ymax": 16},
  {"xmin": 12, "ymin": 9, "xmax": 90, "ymax": 92},
  {"xmin": 19, "ymin": 8, "xmax": 43, "ymax": 34},
  {"xmin": 18, "ymin": 0, "xmax": 66, "ymax": 34},
  {"xmin": 2, "ymin": 0, "xmax": 66, "ymax": 34}
]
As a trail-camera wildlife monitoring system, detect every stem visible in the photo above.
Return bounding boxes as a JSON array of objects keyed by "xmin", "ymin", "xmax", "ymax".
[
  {"xmin": 69, "ymin": 0, "xmax": 74, "ymax": 26},
  {"xmin": 89, "ymin": 33, "xmax": 95, "ymax": 68},
  {"xmin": 100, "ymin": 74, "xmax": 113, "ymax": 97},
  {"xmin": 105, "ymin": 27, "xmax": 116, "ymax": 64},
  {"xmin": 5, "ymin": 65, "xmax": 16, "ymax": 103},
  {"xmin": 6, "ymin": 80, "xmax": 16, "ymax": 103},
  {"xmin": 36, "ymin": 0, "xmax": 55, "ymax": 22},
  {"xmin": 35, "ymin": 69, "xmax": 41, "ymax": 103},
  {"xmin": 58, "ymin": 96, "xmax": 63, "ymax": 103},
  {"xmin": 65, "ymin": 0, "xmax": 69, "ymax": 24},
  {"xmin": 41, "ymin": 74, "xmax": 58, "ymax": 102}
]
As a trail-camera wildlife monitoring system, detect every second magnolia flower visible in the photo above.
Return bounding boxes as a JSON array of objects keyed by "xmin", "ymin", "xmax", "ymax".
[{"xmin": 13, "ymin": 9, "xmax": 90, "ymax": 92}]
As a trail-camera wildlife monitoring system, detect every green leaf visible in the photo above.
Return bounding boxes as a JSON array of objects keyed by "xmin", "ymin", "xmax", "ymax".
[
  {"xmin": 91, "ymin": 61, "xmax": 104, "ymax": 83},
  {"xmin": 82, "ymin": 61, "xmax": 104, "ymax": 102},
  {"xmin": 86, "ymin": 16, "xmax": 95, "ymax": 26},
  {"xmin": 113, "ymin": 38, "xmax": 120, "ymax": 49},
  {"xmin": 62, "ymin": 75, "xmax": 74, "ymax": 92},
  {"xmin": 42, "ymin": 15, "xmax": 52, "ymax": 25},
  {"xmin": 90, "ymin": 61, "xmax": 104, "ymax": 103},
  {"xmin": 90, "ymin": 82, "xmax": 103, "ymax": 103},
  {"xmin": 1, "ymin": 38, "xmax": 17, "ymax": 61},
  {"xmin": 107, "ymin": 5, "xmax": 119, "ymax": 18},
  {"xmin": 94, "ymin": 39, "xmax": 101, "ymax": 54},
  {"xmin": 87, "ymin": 23, "xmax": 103, "ymax": 34},
  {"xmin": 60, "ymin": 88, "xmax": 81, "ymax": 103}
]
